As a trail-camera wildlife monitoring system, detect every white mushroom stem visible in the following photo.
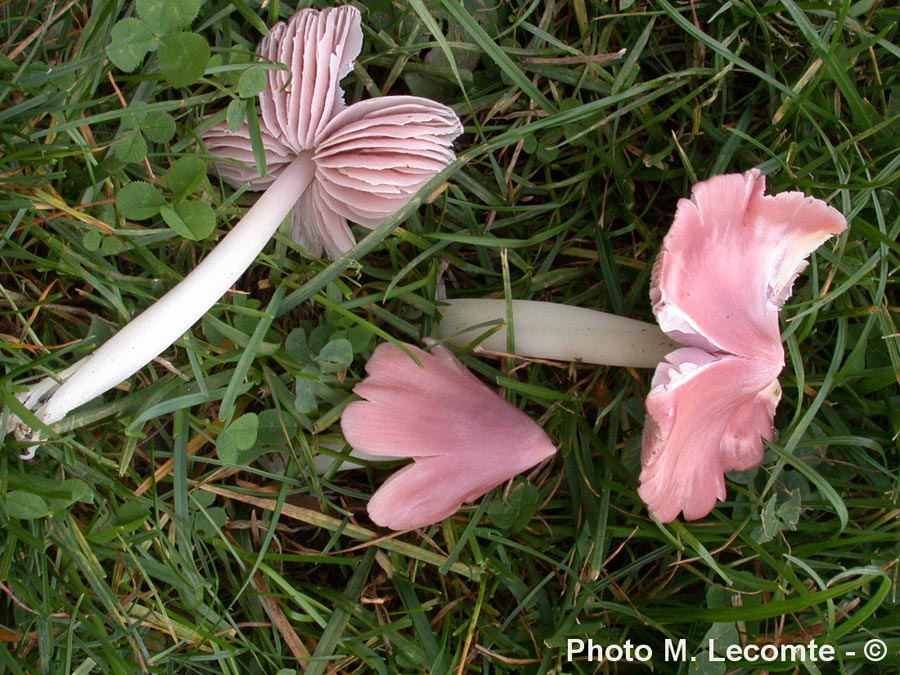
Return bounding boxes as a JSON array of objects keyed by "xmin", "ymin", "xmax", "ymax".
[
  {"xmin": 438, "ymin": 299, "xmax": 677, "ymax": 369},
  {"xmin": 23, "ymin": 154, "xmax": 316, "ymax": 433}
]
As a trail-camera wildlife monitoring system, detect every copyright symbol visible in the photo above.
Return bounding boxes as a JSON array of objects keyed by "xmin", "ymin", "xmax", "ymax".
[{"xmin": 863, "ymin": 638, "xmax": 887, "ymax": 662}]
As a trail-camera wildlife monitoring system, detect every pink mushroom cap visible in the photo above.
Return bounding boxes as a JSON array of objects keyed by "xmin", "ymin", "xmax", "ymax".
[
  {"xmin": 639, "ymin": 169, "xmax": 847, "ymax": 522},
  {"xmin": 203, "ymin": 6, "xmax": 463, "ymax": 258},
  {"xmin": 341, "ymin": 342, "xmax": 557, "ymax": 530}
]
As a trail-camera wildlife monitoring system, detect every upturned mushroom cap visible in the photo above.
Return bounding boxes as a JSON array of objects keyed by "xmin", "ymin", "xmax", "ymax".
[
  {"xmin": 203, "ymin": 6, "xmax": 463, "ymax": 258},
  {"xmin": 639, "ymin": 169, "xmax": 847, "ymax": 522},
  {"xmin": 205, "ymin": 6, "xmax": 362, "ymax": 187},
  {"xmin": 341, "ymin": 342, "xmax": 557, "ymax": 530}
]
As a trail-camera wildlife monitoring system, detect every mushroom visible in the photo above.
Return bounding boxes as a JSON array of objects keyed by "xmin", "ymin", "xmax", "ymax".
[
  {"xmin": 204, "ymin": 6, "xmax": 462, "ymax": 258},
  {"xmin": 435, "ymin": 170, "xmax": 846, "ymax": 522},
  {"xmin": 340, "ymin": 341, "xmax": 557, "ymax": 530},
  {"xmin": 638, "ymin": 169, "xmax": 846, "ymax": 522},
  {"xmin": 13, "ymin": 5, "xmax": 462, "ymax": 453}
]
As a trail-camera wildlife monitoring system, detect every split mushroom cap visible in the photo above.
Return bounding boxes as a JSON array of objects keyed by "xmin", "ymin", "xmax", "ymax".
[
  {"xmin": 341, "ymin": 342, "xmax": 557, "ymax": 530},
  {"xmin": 638, "ymin": 169, "xmax": 847, "ymax": 522},
  {"xmin": 204, "ymin": 6, "xmax": 463, "ymax": 258},
  {"xmin": 431, "ymin": 168, "xmax": 845, "ymax": 524}
]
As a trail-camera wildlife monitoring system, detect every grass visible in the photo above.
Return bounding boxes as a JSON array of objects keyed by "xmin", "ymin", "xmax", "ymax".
[{"xmin": 1, "ymin": 0, "xmax": 898, "ymax": 673}]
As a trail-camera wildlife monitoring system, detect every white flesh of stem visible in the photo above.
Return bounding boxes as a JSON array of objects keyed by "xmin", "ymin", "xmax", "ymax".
[
  {"xmin": 35, "ymin": 154, "xmax": 316, "ymax": 426},
  {"xmin": 438, "ymin": 298, "xmax": 677, "ymax": 369}
]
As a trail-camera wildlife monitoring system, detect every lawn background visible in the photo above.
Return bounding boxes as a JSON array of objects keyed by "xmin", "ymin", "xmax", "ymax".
[{"xmin": 1, "ymin": 0, "xmax": 898, "ymax": 673}]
